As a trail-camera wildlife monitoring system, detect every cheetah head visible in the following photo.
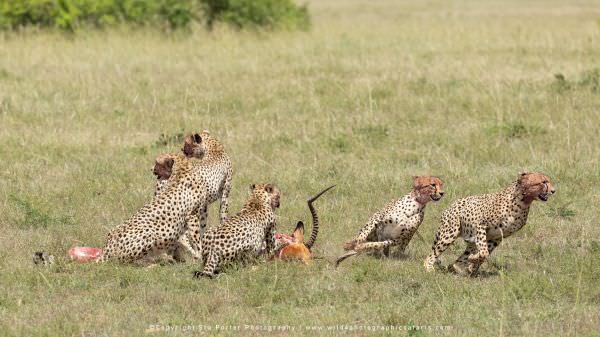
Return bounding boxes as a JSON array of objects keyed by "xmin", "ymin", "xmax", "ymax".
[
  {"xmin": 153, "ymin": 154, "xmax": 174, "ymax": 180},
  {"xmin": 518, "ymin": 172, "xmax": 555, "ymax": 203},
  {"xmin": 182, "ymin": 133, "xmax": 205, "ymax": 158},
  {"xmin": 413, "ymin": 176, "xmax": 444, "ymax": 204},
  {"xmin": 250, "ymin": 183, "xmax": 281, "ymax": 209}
]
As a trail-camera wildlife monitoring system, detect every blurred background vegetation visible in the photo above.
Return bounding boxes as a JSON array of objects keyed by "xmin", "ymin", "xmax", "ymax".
[{"xmin": 0, "ymin": 0, "xmax": 310, "ymax": 31}]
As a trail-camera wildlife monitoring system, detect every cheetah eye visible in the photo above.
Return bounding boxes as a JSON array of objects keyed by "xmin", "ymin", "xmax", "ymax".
[{"xmin": 430, "ymin": 184, "xmax": 436, "ymax": 187}]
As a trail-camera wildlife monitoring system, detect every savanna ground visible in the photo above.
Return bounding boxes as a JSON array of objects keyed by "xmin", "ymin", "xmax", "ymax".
[{"xmin": 1, "ymin": 0, "xmax": 599, "ymax": 336}]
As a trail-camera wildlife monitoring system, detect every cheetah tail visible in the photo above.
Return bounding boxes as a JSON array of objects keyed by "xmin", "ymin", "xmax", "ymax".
[
  {"xmin": 305, "ymin": 185, "xmax": 336, "ymax": 249},
  {"xmin": 335, "ymin": 251, "xmax": 359, "ymax": 268}
]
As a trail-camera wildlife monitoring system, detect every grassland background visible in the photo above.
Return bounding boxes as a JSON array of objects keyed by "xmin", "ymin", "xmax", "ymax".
[{"xmin": 1, "ymin": 0, "xmax": 599, "ymax": 336}]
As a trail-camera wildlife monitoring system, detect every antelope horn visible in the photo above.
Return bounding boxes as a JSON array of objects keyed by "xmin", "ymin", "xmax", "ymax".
[{"xmin": 304, "ymin": 185, "xmax": 335, "ymax": 249}]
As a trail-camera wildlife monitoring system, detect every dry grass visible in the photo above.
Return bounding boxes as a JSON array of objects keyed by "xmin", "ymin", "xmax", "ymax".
[{"xmin": 1, "ymin": 0, "xmax": 599, "ymax": 336}]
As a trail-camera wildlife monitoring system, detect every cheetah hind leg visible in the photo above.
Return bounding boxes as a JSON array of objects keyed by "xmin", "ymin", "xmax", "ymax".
[
  {"xmin": 424, "ymin": 214, "xmax": 460, "ymax": 272},
  {"xmin": 134, "ymin": 252, "xmax": 177, "ymax": 268}
]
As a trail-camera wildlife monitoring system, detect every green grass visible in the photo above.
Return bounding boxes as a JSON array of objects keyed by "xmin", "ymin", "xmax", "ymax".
[{"xmin": 1, "ymin": 0, "xmax": 599, "ymax": 336}]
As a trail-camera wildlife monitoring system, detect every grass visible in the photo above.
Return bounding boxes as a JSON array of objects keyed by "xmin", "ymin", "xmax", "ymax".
[{"xmin": 1, "ymin": 0, "xmax": 599, "ymax": 336}]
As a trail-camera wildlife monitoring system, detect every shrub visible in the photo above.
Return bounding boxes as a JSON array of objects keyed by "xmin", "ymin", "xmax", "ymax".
[
  {"xmin": 201, "ymin": 0, "xmax": 310, "ymax": 30},
  {"xmin": 0, "ymin": 0, "xmax": 198, "ymax": 31},
  {"xmin": 0, "ymin": 0, "xmax": 310, "ymax": 31}
]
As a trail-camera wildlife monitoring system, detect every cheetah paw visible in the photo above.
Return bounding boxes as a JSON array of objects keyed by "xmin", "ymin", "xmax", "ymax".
[
  {"xmin": 193, "ymin": 271, "xmax": 214, "ymax": 279},
  {"xmin": 343, "ymin": 240, "xmax": 357, "ymax": 251}
]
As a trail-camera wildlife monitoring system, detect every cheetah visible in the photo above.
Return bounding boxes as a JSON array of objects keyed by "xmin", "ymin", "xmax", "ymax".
[
  {"xmin": 423, "ymin": 172, "xmax": 555, "ymax": 275},
  {"xmin": 336, "ymin": 176, "xmax": 444, "ymax": 266},
  {"xmin": 99, "ymin": 138, "xmax": 212, "ymax": 264},
  {"xmin": 194, "ymin": 183, "xmax": 281, "ymax": 278},
  {"xmin": 154, "ymin": 130, "xmax": 232, "ymax": 226},
  {"xmin": 152, "ymin": 153, "xmax": 203, "ymax": 261},
  {"xmin": 152, "ymin": 132, "xmax": 205, "ymax": 198},
  {"xmin": 152, "ymin": 131, "xmax": 233, "ymax": 260}
]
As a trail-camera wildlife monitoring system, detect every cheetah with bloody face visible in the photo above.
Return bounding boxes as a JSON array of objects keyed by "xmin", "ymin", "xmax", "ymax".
[
  {"xmin": 194, "ymin": 183, "xmax": 280, "ymax": 278},
  {"xmin": 336, "ymin": 176, "xmax": 444, "ymax": 265},
  {"xmin": 152, "ymin": 131, "xmax": 233, "ymax": 261},
  {"xmin": 424, "ymin": 172, "xmax": 555, "ymax": 275},
  {"xmin": 100, "ymin": 152, "xmax": 207, "ymax": 264}
]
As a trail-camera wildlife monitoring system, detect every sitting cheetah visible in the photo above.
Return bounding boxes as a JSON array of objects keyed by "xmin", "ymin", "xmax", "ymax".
[
  {"xmin": 424, "ymin": 172, "xmax": 555, "ymax": 275},
  {"xmin": 99, "ymin": 139, "xmax": 211, "ymax": 264},
  {"xmin": 152, "ymin": 131, "xmax": 233, "ymax": 260},
  {"xmin": 152, "ymin": 132, "xmax": 205, "ymax": 198},
  {"xmin": 194, "ymin": 183, "xmax": 281, "ymax": 278},
  {"xmin": 336, "ymin": 176, "xmax": 444, "ymax": 266},
  {"xmin": 152, "ymin": 153, "xmax": 203, "ymax": 261}
]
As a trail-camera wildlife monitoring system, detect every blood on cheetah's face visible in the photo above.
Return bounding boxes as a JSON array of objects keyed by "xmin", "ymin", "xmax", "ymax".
[
  {"xmin": 153, "ymin": 154, "xmax": 174, "ymax": 180},
  {"xmin": 518, "ymin": 172, "xmax": 555, "ymax": 202},
  {"xmin": 182, "ymin": 133, "xmax": 205, "ymax": 158},
  {"xmin": 413, "ymin": 176, "xmax": 444, "ymax": 203},
  {"xmin": 251, "ymin": 183, "xmax": 281, "ymax": 209}
]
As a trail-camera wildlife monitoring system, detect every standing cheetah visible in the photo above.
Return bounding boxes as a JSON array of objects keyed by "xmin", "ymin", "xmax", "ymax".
[
  {"xmin": 154, "ymin": 130, "xmax": 232, "ymax": 227},
  {"xmin": 152, "ymin": 130, "xmax": 233, "ymax": 260},
  {"xmin": 424, "ymin": 172, "xmax": 555, "ymax": 275},
  {"xmin": 336, "ymin": 176, "xmax": 444, "ymax": 266},
  {"xmin": 194, "ymin": 183, "xmax": 280, "ymax": 278}
]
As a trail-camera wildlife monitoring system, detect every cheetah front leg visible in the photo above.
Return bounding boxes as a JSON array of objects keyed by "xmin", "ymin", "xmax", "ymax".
[
  {"xmin": 170, "ymin": 210, "xmax": 203, "ymax": 261},
  {"xmin": 336, "ymin": 216, "xmax": 381, "ymax": 266},
  {"xmin": 424, "ymin": 213, "xmax": 460, "ymax": 272},
  {"xmin": 466, "ymin": 224, "xmax": 490, "ymax": 273},
  {"xmin": 219, "ymin": 170, "xmax": 233, "ymax": 223},
  {"xmin": 176, "ymin": 231, "xmax": 202, "ymax": 261},
  {"xmin": 343, "ymin": 214, "xmax": 381, "ymax": 251},
  {"xmin": 194, "ymin": 249, "xmax": 221, "ymax": 278},
  {"xmin": 448, "ymin": 242, "xmax": 477, "ymax": 275},
  {"xmin": 264, "ymin": 222, "xmax": 279, "ymax": 256},
  {"xmin": 467, "ymin": 238, "xmax": 501, "ymax": 275},
  {"xmin": 198, "ymin": 205, "xmax": 208, "ymax": 240}
]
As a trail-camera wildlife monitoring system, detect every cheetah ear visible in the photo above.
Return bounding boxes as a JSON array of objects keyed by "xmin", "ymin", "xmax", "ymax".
[
  {"xmin": 193, "ymin": 133, "xmax": 202, "ymax": 144},
  {"xmin": 412, "ymin": 176, "xmax": 421, "ymax": 188},
  {"xmin": 518, "ymin": 171, "xmax": 529, "ymax": 181},
  {"xmin": 249, "ymin": 184, "xmax": 256, "ymax": 191},
  {"xmin": 265, "ymin": 184, "xmax": 273, "ymax": 193},
  {"xmin": 153, "ymin": 157, "xmax": 174, "ymax": 179},
  {"xmin": 517, "ymin": 171, "xmax": 530, "ymax": 185},
  {"xmin": 182, "ymin": 135, "xmax": 194, "ymax": 156}
]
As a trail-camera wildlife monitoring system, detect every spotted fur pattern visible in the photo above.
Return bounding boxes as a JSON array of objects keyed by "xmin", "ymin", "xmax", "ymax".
[
  {"xmin": 194, "ymin": 183, "xmax": 280, "ymax": 278},
  {"xmin": 336, "ymin": 176, "xmax": 444, "ymax": 265},
  {"xmin": 100, "ymin": 154, "xmax": 208, "ymax": 264},
  {"xmin": 424, "ymin": 172, "xmax": 555, "ymax": 275},
  {"xmin": 153, "ymin": 131, "xmax": 233, "ymax": 260}
]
